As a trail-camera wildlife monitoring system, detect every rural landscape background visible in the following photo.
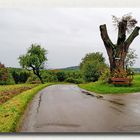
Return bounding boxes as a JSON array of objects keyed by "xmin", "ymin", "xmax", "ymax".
[{"xmin": 1, "ymin": 8, "xmax": 140, "ymax": 132}]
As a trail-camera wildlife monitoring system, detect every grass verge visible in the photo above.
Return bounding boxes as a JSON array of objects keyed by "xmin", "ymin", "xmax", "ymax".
[
  {"xmin": 79, "ymin": 74, "xmax": 140, "ymax": 94},
  {"xmin": 0, "ymin": 83, "xmax": 52, "ymax": 132}
]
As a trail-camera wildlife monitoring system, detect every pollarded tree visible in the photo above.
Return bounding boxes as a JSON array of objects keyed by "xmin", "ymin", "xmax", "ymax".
[
  {"xmin": 18, "ymin": 44, "xmax": 47, "ymax": 84},
  {"xmin": 99, "ymin": 14, "xmax": 140, "ymax": 77}
]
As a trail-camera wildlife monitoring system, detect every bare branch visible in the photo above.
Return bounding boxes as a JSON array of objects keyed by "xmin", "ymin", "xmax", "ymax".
[
  {"xmin": 99, "ymin": 24, "xmax": 115, "ymax": 48},
  {"xmin": 117, "ymin": 20, "xmax": 127, "ymax": 45},
  {"xmin": 125, "ymin": 26, "xmax": 140, "ymax": 49}
]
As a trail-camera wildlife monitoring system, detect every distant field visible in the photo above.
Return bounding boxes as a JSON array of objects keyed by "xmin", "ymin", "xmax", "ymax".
[
  {"xmin": 0, "ymin": 84, "xmax": 37, "ymax": 105},
  {"xmin": 79, "ymin": 74, "xmax": 140, "ymax": 94}
]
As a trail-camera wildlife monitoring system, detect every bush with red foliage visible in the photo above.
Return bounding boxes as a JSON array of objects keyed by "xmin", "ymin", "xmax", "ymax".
[{"xmin": 0, "ymin": 63, "xmax": 14, "ymax": 85}]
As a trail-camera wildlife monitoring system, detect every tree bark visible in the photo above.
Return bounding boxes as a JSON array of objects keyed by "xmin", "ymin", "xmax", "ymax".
[
  {"xmin": 117, "ymin": 20, "xmax": 127, "ymax": 45},
  {"xmin": 99, "ymin": 25, "xmax": 115, "ymax": 72}
]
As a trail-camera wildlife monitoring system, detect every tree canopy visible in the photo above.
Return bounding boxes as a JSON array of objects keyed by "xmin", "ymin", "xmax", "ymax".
[
  {"xmin": 80, "ymin": 52, "xmax": 106, "ymax": 69},
  {"xmin": 18, "ymin": 44, "xmax": 47, "ymax": 84},
  {"xmin": 80, "ymin": 52, "xmax": 107, "ymax": 82}
]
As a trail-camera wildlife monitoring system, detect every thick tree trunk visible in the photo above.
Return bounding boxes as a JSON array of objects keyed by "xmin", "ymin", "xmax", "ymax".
[{"xmin": 100, "ymin": 24, "xmax": 140, "ymax": 77}]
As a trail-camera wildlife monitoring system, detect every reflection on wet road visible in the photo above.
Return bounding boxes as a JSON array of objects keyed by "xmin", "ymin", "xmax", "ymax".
[{"xmin": 20, "ymin": 84, "xmax": 140, "ymax": 132}]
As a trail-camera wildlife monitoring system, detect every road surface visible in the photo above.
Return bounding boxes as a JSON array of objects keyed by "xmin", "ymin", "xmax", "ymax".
[{"xmin": 20, "ymin": 84, "xmax": 140, "ymax": 132}]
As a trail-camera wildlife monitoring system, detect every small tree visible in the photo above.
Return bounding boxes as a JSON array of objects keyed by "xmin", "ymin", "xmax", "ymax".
[
  {"xmin": 18, "ymin": 44, "xmax": 47, "ymax": 84},
  {"xmin": 80, "ymin": 52, "xmax": 105, "ymax": 70},
  {"xmin": 80, "ymin": 52, "xmax": 107, "ymax": 82},
  {"xmin": 82, "ymin": 61, "xmax": 100, "ymax": 82}
]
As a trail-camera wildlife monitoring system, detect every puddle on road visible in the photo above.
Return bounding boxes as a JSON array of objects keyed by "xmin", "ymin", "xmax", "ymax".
[
  {"xmin": 81, "ymin": 90, "xmax": 103, "ymax": 99},
  {"xmin": 110, "ymin": 106, "xmax": 123, "ymax": 113},
  {"xmin": 81, "ymin": 90, "xmax": 125, "ymax": 107},
  {"xmin": 108, "ymin": 100, "xmax": 125, "ymax": 106},
  {"xmin": 81, "ymin": 90, "xmax": 95, "ymax": 97}
]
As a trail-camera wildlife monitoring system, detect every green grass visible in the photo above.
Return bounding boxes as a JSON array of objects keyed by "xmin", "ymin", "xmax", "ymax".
[
  {"xmin": 0, "ymin": 83, "xmax": 52, "ymax": 132},
  {"xmin": 79, "ymin": 74, "xmax": 140, "ymax": 94}
]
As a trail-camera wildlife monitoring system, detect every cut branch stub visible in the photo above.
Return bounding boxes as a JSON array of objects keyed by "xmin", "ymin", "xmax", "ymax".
[
  {"xmin": 99, "ymin": 24, "xmax": 115, "ymax": 48},
  {"xmin": 117, "ymin": 20, "xmax": 127, "ymax": 45},
  {"xmin": 125, "ymin": 26, "xmax": 140, "ymax": 50}
]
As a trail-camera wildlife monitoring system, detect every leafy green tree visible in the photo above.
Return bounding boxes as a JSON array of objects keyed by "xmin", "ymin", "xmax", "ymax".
[
  {"xmin": 80, "ymin": 52, "xmax": 105, "ymax": 69},
  {"xmin": 18, "ymin": 44, "xmax": 47, "ymax": 84},
  {"xmin": 80, "ymin": 52, "xmax": 107, "ymax": 82},
  {"xmin": 82, "ymin": 61, "xmax": 101, "ymax": 82}
]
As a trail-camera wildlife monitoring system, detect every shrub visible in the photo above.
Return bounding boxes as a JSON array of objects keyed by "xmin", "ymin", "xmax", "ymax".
[
  {"xmin": 80, "ymin": 52, "xmax": 107, "ymax": 82},
  {"xmin": 112, "ymin": 69, "xmax": 128, "ymax": 78},
  {"xmin": 65, "ymin": 70, "xmax": 82, "ymax": 79},
  {"xmin": 56, "ymin": 71, "xmax": 66, "ymax": 82},
  {"xmin": 26, "ymin": 74, "xmax": 41, "ymax": 84},
  {"xmin": 12, "ymin": 71, "xmax": 19, "ymax": 84},
  {"xmin": 19, "ymin": 71, "xmax": 30, "ymax": 83},
  {"xmin": 82, "ymin": 61, "xmax": 100, "ymax": 82},
  {"xmin": 0, "ymin": 63, "xmax": 15, "ymax": 85},
  {"xmin": 65, "ymin": 77, "xmax": 83, "ymax": 84},
  {"xmin": 99, "ymin": 68, "xmax": 110, "ymax": 83},
  {"xmin": 41, "ymin": 70, "xmax": 58, "ymax": 82},
  {"xmin": 12, "ymin": 71, "xmax": 30, "ymax": 84}
]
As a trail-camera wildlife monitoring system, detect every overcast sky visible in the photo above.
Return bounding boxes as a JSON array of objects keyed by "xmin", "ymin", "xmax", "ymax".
[{"xmin": 0, "ymin": 8, "xmax": 140, "ymax": 69}]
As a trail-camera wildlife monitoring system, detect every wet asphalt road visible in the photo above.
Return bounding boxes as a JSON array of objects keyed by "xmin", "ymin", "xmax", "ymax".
[{"xmin": 20, "ymin": 84, "xmax": 140, "ymax": 132}]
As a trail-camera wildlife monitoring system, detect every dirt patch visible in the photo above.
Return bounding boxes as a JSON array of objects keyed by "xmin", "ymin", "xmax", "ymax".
[{"xmin": 0, "ymin": 86, "xmax": 36, "ymax": 105}]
